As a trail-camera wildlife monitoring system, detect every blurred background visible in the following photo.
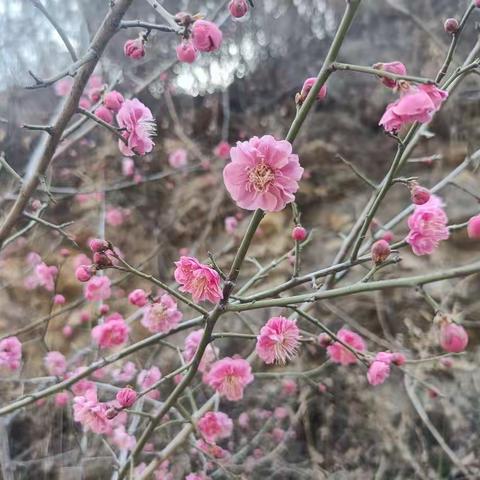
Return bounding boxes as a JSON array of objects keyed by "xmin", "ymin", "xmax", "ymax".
[{"xmin": 0, "ymin": 0, "xmax": 480, "ymax": 479}]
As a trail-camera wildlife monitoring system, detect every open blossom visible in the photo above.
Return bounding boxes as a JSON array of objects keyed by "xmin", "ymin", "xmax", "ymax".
[
  {"xmin": 44, "ymin": 351, "xmax": 67, "ymax": 376},
  {"xmin": 367, "ymin": 352, "xmax": 395, "ymax": 386},
  {"xmin": 223, "ymin": 135, "xmax": 303, "ymax": 212},
  {"xmin": 111, "ymin": 425, "xmax": 136, "ymax": 450},
  {"xmin": 379, "ymin": 84, "xmax": 448, "ymax": 133},
  {"xmin": 197, "ymin": 411, "xmax": 233, "ymax": 444},
  {"xmin": 137, "ymin": 366, "xmax": 162, "ymax": 399},
  {"xmin": 406, "ymin": 195, "xmax": 449, "ymax": 256},
  {"xmin": 327, "ymin": 329, "xmax": 366, "ymax": 365},
  {"xmin": 141, "ymin": 294, "xmax": 182, "ymax": 333},
  {"xmin": 106, "ymin": 207, "xmax": 128, "ymax": 227},
  {"xmin": 374, "ymin": 61, "xmax": 407, "ymax": 89},
  {"xmin": 69, "ymin": 368, "xmax": 96, "ymax": 396},
  {"xmin": 206, "ymin": 357, "xmax": 253, "ymax": 401},
  {"xmin": 184, "ymin": 329, "xmax": 218, "ymax": 373},
  {"xmin": 174, "ymin": 256, "xmax": 223, "ymax": 303},
  {"xmin": 256, "ymin": 316, "xmax": 300, "ymax": 365},
  {"xmin": 0, "ymin": 337, "xmax": 22, "ymax": 371},
  {"xmin": 191, "ymin": 20, "xmax": 223, "ymax": 52},
  {"xmin": 91, "ymin": 313, "xmax": 130, "ymax": 348},
  {"xmin": 84, "ymin": 275, "xmax": 111, "ymax": 302},
  {"xmin": 112, "ymin": 361, "xmax": 137, "ymax": 383},
  {"xmin": 73, "ymin": 389, "xmax": 110, "ymax": 434},
  {"xmin": 168, "ymin": 148, "xmax": 188, "ymax": 169},
  {"xmin": 116, "ymin": 99, "xmax": 155, "ymax": 156},
  {"xmin": 440, "ymin": 322, "xmax": 468, "ymax": 353},
  {"xmin": 26, "ymin": 262, "xmax": 58, "ymax": 291}
]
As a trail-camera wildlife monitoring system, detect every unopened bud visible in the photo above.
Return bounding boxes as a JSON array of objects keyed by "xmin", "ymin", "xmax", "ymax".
[
  {"xmin": 371, "ymin": 239, "xmax": 391, "ymax": 264},
  {"xmin": 444, "ymin": 18, "xmax": 459, "ymax": 34}
]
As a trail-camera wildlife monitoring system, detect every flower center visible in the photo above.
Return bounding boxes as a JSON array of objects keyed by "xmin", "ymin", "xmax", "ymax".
[{"xmin": 248, "ymin": 160, "xmax": 275, "ymax": 193}]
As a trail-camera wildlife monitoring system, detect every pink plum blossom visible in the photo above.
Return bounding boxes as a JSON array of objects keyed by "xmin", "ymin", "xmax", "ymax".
[
  {"xmin": 440, "ymin": 322, "xmax": 468, "ymax": 353},
  {"xmin": 116, "ymin": 387, "xmax": 137, "ymax": 408},
  {"xmin": 467, "ymin": 214, "xmax": 480, "ymax": 239},
  {"xmin": 123, "ymin": 38, "xmax": 145, "ymax": 59},
  {"xmin": 327, "ymin": 328, "xmax": 366, "ymax": 365},
  {"xmin": 128, "ymin": 288, "xmax": 148, "ymax": 307},
  {"xmin": 44, "ymin": 351, "xmax": 67, "ymax": 376},
  {"xmin": 176, "ymin": 41, "xmax": 198, "ymax": 63},
  {"xmin": 168, "ymin": 149, "xmax": 188, "ymax": 169},
  {"xmin": 183, "ymin": 329, "xmax": 218, "ymax": 373},
  {"xmin": 106, "ymin": 207, "xmax": 127, "ymax": 227},
  {"xmin": 205, "ymin": 357, "xmax": 253, "ymax": 401},
  {"xmin": 256, "ymin": 316, "xmax": 300, "ymax": 365},
  {"xmin": 367, "ymin": 352, "xmax": 394, "ymax": 386},
  {"xmin": 122, "ymin": 158, "xmax": 135, "ymax": 177},
  {"xmin": 116, "ymin": 99, "xmax": 155, "ymax": 156},
  {"xmin": 111, "ymin": 425, "xmax": 136, "ymax": 450},
  {"xmin": 174, "ymin": 256, "xmax": 223, "ymax": 303},
  {"xmin": 197, "ymin": 411, "xmax": 233, "ymax": 443},
  {"xmin": 141, "ymin": 294, "xmax": 182, "ymax": 334},
  {"xmin": 103, "ymin": 91, "xmax": 124, "ymax": 112},
  {"xmin": 300, "ymin": 77, "xmax": 327, "ymax": 102},
  {"xmin": 84, "ymin": 275, "xmax": 111, "ymax": 302},
  {"xmin": 229, "ymin": 0, "xmax": 249, "ymax": 18},
  {"xmin": 112, "ymin": 361, "xmax": 137, "ymax": 383},
  {"xmin": 191, "ymin": 20, "xmax": 223, "ymax": 52},
  {"xmin": 214, "ymin": 141, "xmax": 231, "ymax": 159},
  {"xmin": 91, "ymin": 313, "xmax": 130, "ymax": 348},
  {"xmin": 0, "ymin": 337, "xmax": 22, "ymax": 371},
  {"xmin": 374, "ymin": 61, "xmax": 407, "ymax": 89},
  {"xmin": 137, "ymin": 366, "xmax": 162, "ymax": 399},
  {"xmin": 73, "ymin": 389, "xmax": 110, "ymax": 434},
  {"xmin": 406, "ymin": 195, "xmax": 449, "ymax": 256},
  {"xmin": 223, "ymin": 135, "xmax": 303, "ymax": 212}
]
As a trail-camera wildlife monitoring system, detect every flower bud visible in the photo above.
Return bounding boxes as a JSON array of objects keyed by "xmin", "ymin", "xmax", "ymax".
[
  {"xmin": 103, "ymin": 91, "xmax": 124, "ymax": 112},
  {"xmin": 300, "ymin": 78, "xmax": 327, "ymax": 102},
  {"xmin": 317, "ymin": 333, "xmax": 332, "ymax": 348},
  {"xmin": 191, "ymin": 20, "xmax": 223, "ymax": 53},
  {"xmin": 128, "ymin": 288, "xmax": 148, "ymax": 307},
  {"xmin": 439, "ymin": 322, "xmax": 468, "ymax": 353},
  {"xmin": 373, "ymin": 61, "xmax": 407, "ymax": 89},
  {"xmin": 89, "ymin": 238, "xmax": 109, "ymax": 253},
  {"xmin": 176, "ymin": 41, "xmax": 198, "ymax": 63},
  {"xmin": 391, "ymin": 352, "xmax": 406, "ymax": 366},
  {"xmin": 467, "ymin": 214, "xmax": 480, "ymax": 239},
  {"xmin": 292, "ymin": 226, "xmax": 307, "ymax": 242},
  {"xmin": 123, "ymin": 38, "xmax": 145, "ymax": 59},
  {"xmin": 410, "ymin": 184, "xmax": 431, "ymax": 205},
  {"xmin": 444, "ymin": 18, "xmax": 459, "ymax": 34},
  {"xmin": 229, "ymin": 0, "xmax": 249, "ymax": 18},
  {"xmin": 116, "ymin": 387, "xmax": 137, "ymax": 408},
  {"xmin": 93, "ymin": 252, "xmax": 112, "ymax": 267},
  {"xmin": 53, "ymin": 294, "xmax": 66, "ymax": 305},
  {"xmin": 382, "ymin": 231, "xmax": 394, "ymax": 243},
  {"xmin": 371, "ymin": 239, "xmax": 391, "ymax": 264},
  {"xmin": 75, "ymin": 265, "xmax": 93, "ymax": 282},
  {"xmin": 99, "ymin": 304, "xmax": 110, "ymax": 315},
  {"xmin": 94, "ymin": 106, "xmax": 113, "ymax": 124}
]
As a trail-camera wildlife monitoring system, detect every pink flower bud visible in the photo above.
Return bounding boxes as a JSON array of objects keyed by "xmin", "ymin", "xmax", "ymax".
[
  {"xmin": 128, "ymin": 288, "xmax": 148, "ymax": 307},
  {"xmin": 371, "ymin": 239, "xmax": 391, "ymax": 264},
  {"xmin": 53, "ymin": 294, "xmax": 66, "ymax": 305},
  {"xmin": 410, "ymin": 184, "xmax": 431, "ymax": 205},
  {"xmin": 59, "ymin": 248, "xmax": 70, "ymax": 257},
  {"xmin": 62, "ymin": 325, "xmax": 73, "ymax": 338},
  {"xmin": 317, "ymin": 333, "xmax": 332, "ymax": 348},
  {"xmin": 392, "ymin": 352, "xmax": 406, "ymax": 366},
  {"xmin": 116, "ymin": 387, "xmax": 137, "ymax": 408},
  {"xmin": 99, "ymin": 304, "xmax": 110, "ymax": 315},
  {"xmin": 467, "ymin": 214, "xmax": 480, "ymax": 239},
  {"xmin": 80, "ymin": 311, "xmax": 90, "ymax": 323},
  {"xmin": 382, "ymin": 230, "xmax": 394, "ymax": 243},
  {"xmin": 93, "ymin": 252, "xmax": 112, "ymax": 267},
  {"xmin": 95, "ymin": 106, "xmax": 113, "ymax": 124},
  {"xmin": 176, "ymin": 41, "xmax": 198, "ymax": 63},
  {"xmin": 103, "ymin": 91, "xmax": 124, "ymax": 112},
  {"xmin": 300, "ymin": 77, "xmax": 327, "ymax": 102},
  {"xmin": 75, "ymin": 265, "xmax": 93, "ymax": 282},
  {"xmin": 229, "ymin": 0, "xmax": 249, "ymax": 18},
  {"xmin": 444, "ymin": 18, "xmax": 459, "ymax": 34},
  {"xmin": 123, "ymin": 38, "xmax": 145, "ymax": 59},
  {"xmin": 89, "ymin": 238, "xmax": 109, "ymax": 253},
  {"xmin": 439, "ymin": 322, "xmax": 468, "ymax": 353},
  {"xmin": 291, "ymin": 226, "xmax": 307, "ymax": 242},
  {"xmin": 191, "ymin": 20, "xmax": 223, "ymax": 53},
  {"xmin": 373, "ymin": 61, "xmax": 407, "ymax": 89}
]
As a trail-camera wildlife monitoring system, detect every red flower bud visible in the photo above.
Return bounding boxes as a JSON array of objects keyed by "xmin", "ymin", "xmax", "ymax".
[{"xmin": 371, "ymin": 239, "xmax": 391, "ymax": 264}]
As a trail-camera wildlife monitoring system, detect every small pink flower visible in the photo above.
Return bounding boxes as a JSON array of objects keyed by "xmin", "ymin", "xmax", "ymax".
[
  {"xmin": 223, "ymin": 135, "xmax": 303, "ymax": 212},
  {"xmin": 76, "ymin": 265, "xmax": 94, "ymax": 282},
  {"xmin": 197, "ymin": 411, "xmax": 233, "ymax": 443},
  {"xmin": 55, "ymin": 392, "xmax": 70, "ymax": 407},
  {"xmin": 367, "ymin": 360, "xmax": 391, "ymax": 386},
  {"xmin": 238, "ymin": 412, "xmax": 249, "ymax": 429},
  {"xmin": 174, "ymin": 256, "xmax": 223, "ymax": 303},
  {"xmin": 62, "ymin": 325, "xmax": 73, "ymax": 338},
  {"xmin": 440, "ymin": 322, "xmax": 468, "ymax": 353},
  {"xmin": 406, "ymin": 195, "xmax": 449, "ymax": 256},
  {"xmin": 410, "ymin": 184, "xmax": 431, "ymax": 205},
  {"xmin": 224, "ymin": 216, "xmax": 238, "ymax": 235},
  {"xmin": 191, "ymin": 20, "xmax": 223, "ymax": 53},
  {"xmin": 281, "ymin": 378, "xmax": 297, "ymax": 396},
  {"xmin": 73, "ymin": 389, "xmax": 110, "ymax": 434},
  {"xmin": 122, "ymin": 158, "xmax": 135, "ymax": 177},
  {"xmin": 467, "ymin": 214, "xmax": 480, "ymax": 239},
  {"xmin": 44, "ymin": 351, "xmax": 67, "ymax": 376},
  {"xmin": 327, "ymin": 328, "xmax": 365, "ymax": 365},
  {"xmin": 176, "ymin": 41, "xmax": 198, "ymax": 63},
  {"xmin": 111, "ymin": 425, "xmax": 136, "ymax": 450},
  {"xmin": 124, "ymin": 38, "xmax": 145, "ymax": 59},
  {"xmin": 53, "ymin": 294, "xmax": 66, "ymax": 305},
  {"xmin": 214, "ymin": 141, "xmax": 231, "ymax": 159},
  {"xmin": 84, "ymin": 276, "xmax": 111, "ymax": 302},
  {"xmin": 79, "ymin": 97, "xmax": 92, "ymax": 109},
  {"xmin": 128, "ymin": 288, "xmax": 148, "ymax": 307},
  {"xmin": 229, "ymin": 0, "xmax": 249, "ymax": 18},
  {"xmin": 444, "ymin": 18, "xmax": 459, "ymax": 34},
  {"xmin": 292, "ymin": 226, "xmax": 307, "ymax": 241},
  {"xmin": 371, "ymin": 239, "xmax": 391, "ymax": 264},
  {"xmin": 69, "ymin": 368, "xmax": 96, "ymax": 396},
  {"xmin": 137, "ymin": 366, "xmax": 162, "ymax": 399},
  {"xmin": 183, "ymin": 329, "xmax": 218, "ymax": 373},
  {"xmin": 91, "ymin": 313, "xmax": 130, "ymax": 348},
  {"xmin": 0, "ymin": 337, "xmax": 22, "ymax": 371},
  {"xmin": 300, "ymin": 77, "xmax": 327, "ymax": 102},
  {"xmin": 112, "ymin": 361, "xmax": 137, "ymax": 383},
  {"xmin": 106, "ymin": 207, "xmax": 126, "ymax": 227},
  {"xmin": 103, "ymin": 91, "xmax": 124, "ymax": 112},
  {"xmin": 141, "ymin": 294, "xmax": 182, "ymax": 334},
  {"xmin": 35, "ymin": 262, "xmax": 58, "ymax": 291},
  {"xmin": 168, "ymin": 149, "xmax": 188, "ymax": 169},
  {"xmin": 374, "ymin": 61, "xmax": 407, "ymax": 89},
  {"xmin": 256, "ymin": 316, "xmax": 300, "ymax": 365},
  {"xmin": 116, "ymin": 99, "xmax": 156, "ymax": 157},
  {"xmin": 95, "ymin": 106, "xmax": 113, "ymax": 124},
  {"xmin": 116, "ymin": 387, "xmax": 137, "ymax": 408},
  {"xmin": 205, "ymin": 357, "xmax": 253, "ymax": 401}
]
